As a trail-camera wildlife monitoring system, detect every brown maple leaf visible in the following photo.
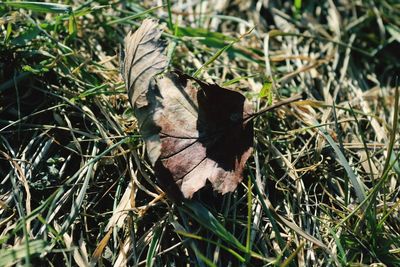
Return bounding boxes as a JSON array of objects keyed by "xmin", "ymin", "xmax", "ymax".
[{"xmin": 121, "ymin": 19, "xmax": 253, "ymax": 199}]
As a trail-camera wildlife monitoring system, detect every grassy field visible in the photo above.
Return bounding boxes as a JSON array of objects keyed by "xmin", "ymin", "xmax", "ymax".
[{"xmin": 0, "ymin": 1, "xmax": 399, "ymax": 266}]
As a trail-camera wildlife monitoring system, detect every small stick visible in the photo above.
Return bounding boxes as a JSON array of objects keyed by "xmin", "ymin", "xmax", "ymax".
[{"xmin": 245, "ymin": 92, "xmax": 306, "ymax": 123}]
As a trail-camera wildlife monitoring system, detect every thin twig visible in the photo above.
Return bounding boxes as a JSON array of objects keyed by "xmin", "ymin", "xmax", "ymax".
[{"xmin": 245, "ymin": 93, "xmax": 306, "ymax": 123}]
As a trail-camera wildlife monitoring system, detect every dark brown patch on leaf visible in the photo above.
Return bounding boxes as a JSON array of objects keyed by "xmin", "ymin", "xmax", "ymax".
[{"xmin": 121, "ymin": 19, "xmax": 253, "ymax": 199}]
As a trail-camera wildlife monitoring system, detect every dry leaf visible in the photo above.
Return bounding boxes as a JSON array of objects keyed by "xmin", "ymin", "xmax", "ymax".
[{"xmin": 121, "ymin": 19, "xmax": 253, "ymax": 199}]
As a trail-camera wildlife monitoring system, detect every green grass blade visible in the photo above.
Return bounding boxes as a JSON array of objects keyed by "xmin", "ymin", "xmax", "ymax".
[
  {"xmin": 328, "ymin": 228, "xmax": 347, "ymax": 265},
  {"xmin": 181, "ymin": 201, "xmax": 247, "ymax": 251},
  {"xmin": 176, "ymin": 231, "xmax": 246, "ymax": 263},
  {"xmin": 146, "ymin": 225, "xmax": 163, "ymax": 267},
  {"xmin": 0, "ymin": 240, "xmax": 46, "ymax": 266},
  {"xmin": 317, "ymin": 125, "xmax": 366, "ymax": 202},
  {"xmin": 60, "ymin": 144, "xmax": 98, "ymax": 233},
  {"xmin": 192, "ymin": 40, "xmax": 236, "ymax": 78},
  {"xmin": 192, "ymin": 28, "xmax": 253, "ymax": 77},
  {"xmin": 281, "ymin": 242, "xmax": 304, "ymax": 267},
  {"xmin": 107, "ymin": 5, "xmax": 165, "ymax": 25},
  {"xmin": 166, "ymin": 0, "xmax": 173, "ymax": 31},
  {"xmin": 3, "ymin": 1, "xmax": 71, "ymax": 13},
  {"xmin": 246, "ymin": 178, "xmax": 252, "ymax": 258},
  {"xmin": 382, "ymin": 79, "xmax": 399, "ymax": 173}
]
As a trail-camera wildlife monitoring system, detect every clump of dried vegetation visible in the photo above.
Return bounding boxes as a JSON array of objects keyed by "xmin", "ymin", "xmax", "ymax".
[{"xmin": 0, "ymin": 1, "xmax": 399, "ymax": 266}]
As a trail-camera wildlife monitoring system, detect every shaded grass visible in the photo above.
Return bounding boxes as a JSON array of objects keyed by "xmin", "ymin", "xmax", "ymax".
[{"xmin": 0, "ymin": 0, "xmax": 399, "ymax": 266}]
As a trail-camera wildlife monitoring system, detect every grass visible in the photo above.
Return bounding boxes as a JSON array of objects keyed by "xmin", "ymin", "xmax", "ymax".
[{"xmin": 0, "ymin": 0, "xmax": 399, "ymax": 266}]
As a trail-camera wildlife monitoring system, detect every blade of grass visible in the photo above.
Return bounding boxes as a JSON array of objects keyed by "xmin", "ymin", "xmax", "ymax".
[
  {"xmin": 60, "ymin": 144, "xmax": 98, "ymax": 232},
  {"xmin": 91, "ymin": 228, "xmax": 113, "ymax": 264},
  {"xmin": 250, "ymin": 169, "xmax": 339, "ymax": 263},
  {"xmin": 349, "ymin": 103, "xmax": 376, "ymax": 184},
  {"xmin": 193, "ymin": 28, "xmax": 253, "ymax": 77},
  {"xmin": 43, "ymin": 137, "xmax": 131, "ymax": 235},
  {"xmin": 181, "ymin": 201, "xmax": 246, "ymax": 252},
  {"xmin": 146, "ymin": 224, "xmax": 163, "ymax": 267},
  {"xmin": 268, "ymin": 30, "xmax": 372, "ymax": 57},
  {"xmin": 245, "ymin": 177, "xmax": 252, "ymax": 262},
  {"xmin": 221, "ymin": 74, "xmax": 258, "ymax": 87},
  {"xmin": 382, "ymin": 79, "xmax": 399, "ymax": 173},
  {"xmin": 328, "ymin": 228, "xmax": 347, "ymax": 265},
  {"xmin": 337, "ymin": 149, "xmax": 400, "ymax": 228},
  {"xmin": 281, "ymin": 242, "xmax": 304, "ymax": 267},
  {"xmin": 249, "ymin": 158, "xmax": 287, "ymax": 253},
  {"xmin": 191, "ymin": 246, "xmax": 218, "ymax": 267},
  {"xmin": 107, "ymin": 5, "xmax": 165, "ymax": 25},
  {"xmin": 176, "ymin": 231, "xmax": 246, "ymax": 263},
  {"xmin": 171, "ymin": 211, "xmax": 206, "ymax": 267},
  {"xmin": 2, "ymin": 1, "xmax": 72, "ymax": 14},
  {"xmin": 166, "ymin": 0, "xmax": 173, "ymax": 31},
  {"xmin": 294, "ymin": 0, "xmax": 302, "ymax": 11},
  {"xmin": 316, "ymin": 124, "xmax": 366, "ymax": 202},
  {"xmin": 0, "ymin": 240, "xmax": 46, "ymax": 267},
  {"xmin": 0, "ymin": 150, "xmax": 32, "ymax": 266}
]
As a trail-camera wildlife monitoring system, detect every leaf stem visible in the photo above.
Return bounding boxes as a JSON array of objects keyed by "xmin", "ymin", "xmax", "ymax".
[{"xmin": 245, "ymin": 93, "xmax": 306, "ymax": 122}]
